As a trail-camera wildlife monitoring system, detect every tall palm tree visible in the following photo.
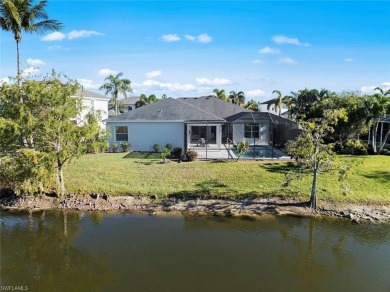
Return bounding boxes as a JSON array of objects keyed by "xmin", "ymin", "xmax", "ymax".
[
  {"xmin": 374, "ymin": 87, "xmax": 390, "ymax": 97},
  {"xmin": 0, "ymin": 0, "xmax": 63, "ymax": 79},
  {"xmin": 212, "ymin": 88, "xmax": 227, "ymax": 101},
  {"xmin": 266, "ymin": 90, "xmax": 291, "ymax": 116},
  {"xmin": 228, "ymin": 90, "xmax": 245, "ymax": 106},
  {"xmin": 99, "ymin": 72, "xmax": 132, "ymax": 115},
  {"xmin": 135, "ymin": 94, "xmax": 158, "ymax": 108}
]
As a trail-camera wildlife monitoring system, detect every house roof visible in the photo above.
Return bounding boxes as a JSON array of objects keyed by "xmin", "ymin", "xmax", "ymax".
[
  {"xmin": 380, "ymin": 115, "xmax": 390, "ymax": 124},
  {"xmin": 73, "ymin": 88, "xmax": 109, "ymax": 100},
  {"xmin": 104, "ymin": 96, "xmax": 296, "ymax": 125},
  {"xmin": 178, "ymin": 96, "xmax": 251, "ymax": 119},
  {"xmin": 105, "ymin": 97, "xmax": 225, "ymax": 122},
  {"xmin": 228, "ymin": 111, "xmax": 296, "ymax": 125},
  {"xmin": 119, "ymin": 97, "xmax": 140, "ymax": 105}
]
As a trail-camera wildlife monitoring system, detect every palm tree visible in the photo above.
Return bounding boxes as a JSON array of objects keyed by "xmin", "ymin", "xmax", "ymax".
[
  {"xmin": 374, "ymin": 87, "xmax": 390, "ymax": 97},
  {"xmin": 212, "ymin": 88, "xmax": 227, "ymax": 101},
  {"xmin": 266, "ymin": 90, "xmax": 292, "ymax": 116},
  {"xmin": 245, "ymin": 99, "xmax": 259, "ymax": 111},
  {"xmin": 228, "ymin": 90, "xmax": 245, "ymax": 106},
  {"xmin": 135, "ymin": 94, "xmax": 158, "ymax": 108},
  {"xmin": 99, "ymin": 72, "xmax": 132, "ymax": 115},
  {"xmin": 0, "ymin": 0, "xmax": 63, "ymax": 79}
]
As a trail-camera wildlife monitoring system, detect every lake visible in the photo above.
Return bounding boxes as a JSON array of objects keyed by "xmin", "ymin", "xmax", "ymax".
[{"xmin": 1, "ymin": 210, "xmax": 390, "ymax": 291}]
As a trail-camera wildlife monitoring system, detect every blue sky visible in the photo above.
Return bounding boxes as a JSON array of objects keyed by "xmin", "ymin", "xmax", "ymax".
[{"xmin": 1, "ymin": 0, "xmax": 389, "ymax": 101}]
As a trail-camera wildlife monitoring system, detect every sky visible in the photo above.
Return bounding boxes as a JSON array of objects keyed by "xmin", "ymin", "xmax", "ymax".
[{"xmin": 1, "ymin": 0, "xmax": 389, "ymax": 102}]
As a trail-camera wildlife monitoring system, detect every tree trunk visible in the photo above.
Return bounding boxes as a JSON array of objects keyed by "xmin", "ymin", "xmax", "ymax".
[
  {"xmin": 58, "ymin": 159, "xmax": 66, "ymax": 196},
  {"xmin": 372, "ymin": 121, "xmax": 379, "ymax": 153},
  {"xmin": 16, "ymin": 39, "xmax": 21, "ymax": 83},
  {"xmin": 115, "ymin": 97, "xmax": 118, "ymax": 115},
  {"xmin": 310, "ymin": 163, "xmax": 318, "ymax": 210}
]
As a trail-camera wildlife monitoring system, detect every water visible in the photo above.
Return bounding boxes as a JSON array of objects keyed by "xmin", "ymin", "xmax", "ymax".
[
  {"xmin": 231, "ymin": 146, "xmax": 283, "ymax": 159},
  {"xmin": 1, "ymin": 210, "xmax": 390, "ymax": 292}
]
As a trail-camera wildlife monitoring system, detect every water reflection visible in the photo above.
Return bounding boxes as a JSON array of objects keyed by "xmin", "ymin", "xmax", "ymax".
[
  {"xmin": 0, "ymin": 210, "xmax": 114, "ymax": 291},
  {"xmin": 1, "ymin": 211, "xmax": 390, "ymax": 292}
]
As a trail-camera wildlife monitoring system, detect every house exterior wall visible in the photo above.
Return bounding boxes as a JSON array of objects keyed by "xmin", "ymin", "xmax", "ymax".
[
  {"xmin": 79, "ymin": 97, "xmax": 109, "ymax": 129},
  {"xmin": 107, "ymin": 122, "xmax": 185, "ymax": 151},
  {"xmin": 232, "ymin": 123, "xmax": 269, "ymax": 145}
]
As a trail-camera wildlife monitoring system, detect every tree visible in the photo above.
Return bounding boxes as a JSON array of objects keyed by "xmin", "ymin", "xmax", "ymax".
[
  {"xmin": 135, "ymin": 94, "xmax": 158, "ymax": 108},
  {"xmin": 289, "ymin": 89, "xmax": 332, "ymax": 120},
  {"xmin": 0, "ymin": 0, "xmax": 63, "ymax": 79},
  {"xmin": 266, "ymin": 90, "xmax": 290, "ymax": 116},
  {"xmin": 0, "ymin": 72, "xmax": 103, "ymax": 196},
  {"xmin": 366, "ymin": 91, "xmax": 390, "ymax": 153},
  {"xmin": 228, "ymin": 90, "xmax": 245, "ymax": 106},
  {"xmin": 235, "ymin": 140, "xmax": 249, "ymax": 161},
  {"xmin": 99, "ymin": 72, "xmax": 132, "ymax": 115},
  {"xmin": 212, "ymin": 88, "xmax": 227, "ymax": 101},
  {"xmin": 285, "ymin": 109, "xmax": 348, "ymax": 210},
  {"xmin": 245, "ymin": 99, "xmax": 259, "ymax": 111}
]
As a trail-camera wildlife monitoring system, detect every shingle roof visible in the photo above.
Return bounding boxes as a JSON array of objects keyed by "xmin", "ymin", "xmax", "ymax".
[
  {"xmin": 105, "ymin": 98, "xmax": 225, "ymax": 122},
  {"xmin": 74, "ymin": 88, "xmax": 109, "ymax": 99},
  {"xmin": 178, "ymin": 96, "xmax": 251, "ymax": 119}
]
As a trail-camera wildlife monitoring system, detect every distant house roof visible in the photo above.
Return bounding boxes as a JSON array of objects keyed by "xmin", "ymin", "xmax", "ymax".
[
  {"xmin": 105, "ymin": 98, "xmax": 224, "ymax": 122},
  {"xmin": 119, "ymin": 97, "xmax": 140, "ymax": 105},
  {"xmin": 380, "ymin": 115, "xmax": 390, "ymax": 123},
  {"xmin": 73, "ymin": 88, "xmax": 109, "ymax": 100}
]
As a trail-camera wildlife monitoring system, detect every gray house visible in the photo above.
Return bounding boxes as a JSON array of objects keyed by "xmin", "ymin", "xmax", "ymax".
[{"xmin": 104, "ymin": 96, "xmax": 297, "ymax": 151}]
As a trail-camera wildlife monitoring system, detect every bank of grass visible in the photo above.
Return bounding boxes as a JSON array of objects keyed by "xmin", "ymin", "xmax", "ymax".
[{"xmin": 63, "ymin": 152, "xmax": 390, "ymax": 205}]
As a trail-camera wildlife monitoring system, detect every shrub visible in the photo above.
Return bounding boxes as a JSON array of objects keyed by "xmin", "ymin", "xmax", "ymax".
[
  {"xmin": 161, "ymin": 148, "xmax": 171, "ymax": 163},
  {"xmin": 112, "ymin": 143, "xmax": 118, "ymax": 153},
  {"xmin": 186, "ymin": 149, "xmax": 198, "ymax": 161},
  {"xmin": 341, "ymin": 140, "xmax": 367, "ymax": 155},
  {"xmin": 173, "ymin": 147, "xmax": 182, "ymax": 158},
  {"xmin": 165, "ymin": 143, "xmax": 172, "ymax": 151},
  {"xmin": 153, "ymin": 144, "xmax": 162, "ymax": 153},
  {"xmin": 121, "ymin": 142, "xmax": 130, "ymax": 152}
]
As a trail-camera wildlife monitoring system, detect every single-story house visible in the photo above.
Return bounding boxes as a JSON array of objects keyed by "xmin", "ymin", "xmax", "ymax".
[
  {"xmin": 73, "ymin": 88, "xmax": 109, "ymax": 129},
  {"xmin": 104, "ymin": 96, "xmax": 298, "ymax": 151}
]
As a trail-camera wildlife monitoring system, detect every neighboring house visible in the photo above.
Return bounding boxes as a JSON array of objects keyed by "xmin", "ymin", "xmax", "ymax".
[
  {"xmin": 104, "ymin": 96, "xmax": 297, "ymax": 151},
  {"xmin": 72, "ymin": 88, "xmax": 109, "ymax": 129},
  {"xmin": 119, "ymin": 97, "xmax": 140, "ymax": 111},
  {"xmin": 258, "ymin": 100, "xmax": 288, "ymax": 115}
]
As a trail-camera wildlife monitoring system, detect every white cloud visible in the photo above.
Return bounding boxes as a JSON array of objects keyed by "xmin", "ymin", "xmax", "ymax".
[
  {"xmin": 197, "ymin": 33, "xmax": 212, "ymax": 43},
  {"xmin": 42, "ymin": 31, "xmax": 66, "ymax": 41},
  {"xmin": 47, "ymin": 45, "xmax": 68, "ymax": 50},
  {"xmin": 251, "ymin": 59, "xmax": 262, "ymax": 64},
  {"xmin": 360, "ymin": 82, "xmax": 390, "ymax": 94},
  {"xmin": 259, "ymin": 46, "xmax": 280, "ymax": 54},
  {"xmin": 26, "ymin": 58, "xmax": 45, "ymax": 66},
  {"xmin": 246, "ymin": 89, "xmax": 267, "ymax": 98},
  {"xmin": 185, "ymin": 34, "xmax": 196, "ymax": 41},
  {"xmin": 196, "ymin": 77, "xmax": 231, "ymax": 86},
  {"xmin": 67, "ymin": 30, "xmax": 103, "ymax": 40},
  {"xmin": 77, "ymin": 79, "xmax": 100, "ymax": 90},
  {"xmin": 272, "ymin": 35, "xmax": 310, "ymax": 46},
  {"xmin": 141, "ymin": 79, "xmax": 196, "ymax": 92},
  {"xmin": 344, "ymin": 58, "xmax": 354, "ymax": 62},
  {"xmin": 21, "ymin": 67, "xmax": 40, "ymax": 77},
  {"xmin": 161, "ymin": 34, "xmax": 181, "ymax": 42},
  {"xmin": 98, "ymin": 68, "xmax": 118, "ymax": 76},
  {"xmin": 0, "ymin": 77, "xmax": 11, "ymax": 84},
  {"xmin": 279, "ymin": 57, "xmax": 298, "ymax": 64},
  {"xmin": 145, "ymin": 70, "xmax": 162, "ymax": 79},
  {"xmin": 184, "ymin": 33, "xmax": 212, "ymax": 43},
  {"xmin": 42, "ymin": 30, "xmax": 102, "ymax": 41}
]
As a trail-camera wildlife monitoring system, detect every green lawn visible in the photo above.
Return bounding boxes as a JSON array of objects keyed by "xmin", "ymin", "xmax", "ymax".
[{"xmin": 63, "ymin": 152, "xmax": 390, "ymax": 205}]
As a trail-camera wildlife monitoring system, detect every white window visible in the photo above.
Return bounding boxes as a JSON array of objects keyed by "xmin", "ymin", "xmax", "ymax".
[{"xmin": 116, "ymin": 126, "xmax": 128, "ymax": 141}]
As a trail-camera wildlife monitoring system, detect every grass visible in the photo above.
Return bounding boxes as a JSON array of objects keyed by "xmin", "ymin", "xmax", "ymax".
[{"xmin": 63, "ymin": 152, "xmax": 390, "ymax": 205}]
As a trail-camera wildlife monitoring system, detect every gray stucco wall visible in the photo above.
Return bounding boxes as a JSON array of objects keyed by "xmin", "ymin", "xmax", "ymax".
[
  {"xmin": 107, "ymin": 122, "xmax": 184, "ymax": 151},
  {"xmin": 232, "ymin": 123, "xmax": 269, "ymax": 145}
]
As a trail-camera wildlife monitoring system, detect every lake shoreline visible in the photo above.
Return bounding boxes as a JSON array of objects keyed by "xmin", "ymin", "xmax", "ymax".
[{"xmin": 1, "ymin": 193, "xmax": 390, "ymax": 223}]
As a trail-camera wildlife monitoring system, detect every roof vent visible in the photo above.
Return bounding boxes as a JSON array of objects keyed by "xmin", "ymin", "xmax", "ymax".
[
  {"xmin": 206, "ymin": 97, "xmax": 209, "ymax": 99},
  {"xmin": 158, "ymin": 110, "xmax": 162, "ymax": 113}
]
